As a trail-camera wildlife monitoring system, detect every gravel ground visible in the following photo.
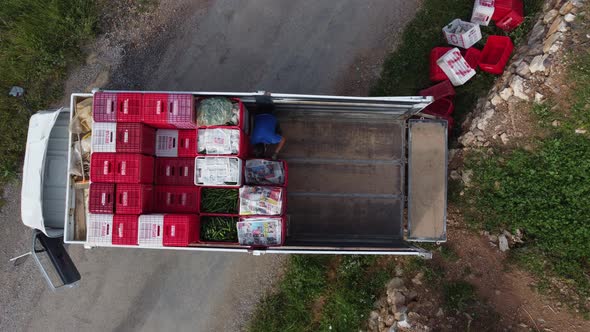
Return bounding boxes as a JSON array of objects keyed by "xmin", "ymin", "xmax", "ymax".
[{"xmin": 2, "ymin": 1, "xmax": 420, "ymax": 331}]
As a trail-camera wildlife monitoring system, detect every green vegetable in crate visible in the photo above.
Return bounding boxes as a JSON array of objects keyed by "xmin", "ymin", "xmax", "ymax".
[
  {"xmin": 200, "ymin": 188, "xmax": 239, "ymax": 213},
  {"xmin": 197, "ymin": 97, "xmax": 239, "ymax": 126},
  {"xmin": 201, "ymin": 217, "xmax": 238, "ymax": 242}
]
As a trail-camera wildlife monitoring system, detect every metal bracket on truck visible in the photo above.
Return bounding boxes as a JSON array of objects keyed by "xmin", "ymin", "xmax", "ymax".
[{"xmin": 20, "ymin": 90, "xmax": 446, "ymax": 288}]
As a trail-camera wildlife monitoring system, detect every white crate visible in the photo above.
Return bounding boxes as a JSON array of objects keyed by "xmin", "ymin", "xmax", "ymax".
[
  {"xmin": 442, "ymin": 19, "xmax": 482, "ymax": 49},
  {"xmin": 155, "ymin": 129, "xmax": 179, "ymax": 157},
  {"xmin": 87, "ymin": 214, "xmax": 114, "ymax": 246},
  {"xmin": 195, "ymin": 156, "xmax": 242, "ymax": 187},
  {"xmin": 436, "ymin": 48, "xmax": 476, "ymax": 86},
  {"xmin": 197, "ymin": 128, "xmax": 241, "ymax": 155},
  {"xmin": 91, "ymin": 122, "xmax": 117, "ymax": 153},
  {"xmin": 138, "ymin": 214, "xmax": 164, "ymax": 247},
  {"xmin": 471, "ymin": 0, "xmax": 495, "ymax": 26}
]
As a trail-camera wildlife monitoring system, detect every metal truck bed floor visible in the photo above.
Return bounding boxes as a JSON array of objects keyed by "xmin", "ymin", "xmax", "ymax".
[{"xmin": 277, "ymin": 111, "xmax": 404, "ymax": 246}]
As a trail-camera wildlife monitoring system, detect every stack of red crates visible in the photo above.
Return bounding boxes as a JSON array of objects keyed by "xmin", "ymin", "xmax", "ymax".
[{"xmin": 89, "ymin": 91, "xmax": 202, "ymax": 247}]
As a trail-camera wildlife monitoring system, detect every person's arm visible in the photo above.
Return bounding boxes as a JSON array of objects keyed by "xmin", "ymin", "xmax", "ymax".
[{"xmin": 272, "ymin": 137, "xmax": 286, "ymax": 160}]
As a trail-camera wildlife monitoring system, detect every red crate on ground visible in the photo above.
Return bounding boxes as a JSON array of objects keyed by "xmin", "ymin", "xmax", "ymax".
[
  {"xmin": 178, "ymin": 130, "xmax": 197, "ymax": 157},
  {"xmin": 112, "ymin": 215, "xmax": 139, "ymax": 245},
  {"xmin": 155, "ymin": 158, "xmax": 195, "ymax": 185},
  {"xmin": 115, "ymin": 154, "xmax": 154, "ymax": 184},
  {"xmin": 115, "ymin": 184, "xmax": 153, "ymax": 214},
  {"xmin": 163, "ymin": 214, "xmax": 199, "ymax": 247},
  {"xmin": 93, "ymin": 92, "xmax": 117, "ymax": 122},
  {"xmin": 116, "ymin": 123, "xmax": 156, "ymax": 155},
  {"xmin": 419, "ymin": 80, "xmax": 455, "ymax": 101},
  {"xmin": 143, "ymin": 93, "xmax": 174, "ymax": 128},
  {"xmin": 154, "ymin": 186, "xmax": 199, "ymax": 213},
  {"xmin": 429, "ymin": 47, "xmax": 453, "ymax": 82},
  {"xmin": 168, "ymin": 94, "xmax": 196, "ymax": 129},
  {"xmin": 479, "ymin": 36, "xmax": 514, "ymax": 75},
  {"xmin": 492, "ymin": 0, "xmax": 522, "ymax": 21},
  {"xmin": 116, "ymin": 93, "xmax": 143, "ymax": 122},
  {"xmin": 496, "ymin": 8, "xmax": 524, "ymax": 31},
  {"xmin": 90, "ymin": 153, "xmax": 117, "ymax": 183},
  {"xmin": 89, "ymin": 183, "xmax": 115, "ymax": 214},
  {"xmin": 463, "ymin": 47, "xmax": 482, "ymax": 70},
  {"xmin": 423, "ymin": 98, "xmax": 455, "ymax": 117}
]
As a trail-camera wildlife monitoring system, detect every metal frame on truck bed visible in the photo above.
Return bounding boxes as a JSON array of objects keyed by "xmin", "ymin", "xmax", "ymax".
[{"xmin": 20, "ymin": 90, "xmax": 448, "ymax": 289}]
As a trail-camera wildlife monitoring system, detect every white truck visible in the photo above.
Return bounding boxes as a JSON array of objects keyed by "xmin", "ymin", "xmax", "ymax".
[{"xmin": 20, "ymin": 90, "xmax": 448, "ymax": 289}]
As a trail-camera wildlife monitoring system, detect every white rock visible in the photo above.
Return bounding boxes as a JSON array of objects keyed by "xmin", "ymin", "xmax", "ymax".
[
  {"xmin": 548, "ymin": 17, "xmax": 566, "ymax": 36},
  {"xmin": 575, "ymin": 128, "xmax": 587, "ymax": 134},
  {"xmin": 544, "ymin": 32, "xmax": 563, "ymax": 53},
  {"xmin": 572, "ymin": 0, "xmax": 584, "ymax": 8},
  {"xmin": 385, "ymin": 315, "xmax": 395, "ymax": 326},
  {"xmin": 500, "ymin": 87, "xmax": 513, "ymax": 101},
  {"xmin": 460, "ymin": 132, "xmax": 476, "ymax": 146},
  {"xmin": 397, "ymin": 318, "xmax": 411, "ymax": 329},
  {"xmin": 498, "ymin": 234, "xmax": 509, "ymax": 252},
  {"xmin": 516, "ymin": 61, "xmax": 530, "ymax": 77},
  {"xmin": 389, "ymin": 291, "xmax": 406, "ymax": 306},
  {"xmin": 462, "ymin": 169, "xmax": 473, "ymax": 187},
  {"xmin": 543, "ymin": 9, "xmax": 559, "ymax": 24},
  {"xmin": 491, "ymin": 94, "xmax": 504, "ymax": 106},
  {"xmin": 552, "ymin": 120, "xmax": 561, "ymax": 127},
  {"xmin": 529, "ymin": 54, "xmax": 548, "ymax": 73},
  {"xmin": 548, "ymin": 41, "xmax": 563, "ymax": 54},
  {"xmin": 510, "ymin": 76, "xmax": 529, "ymax": 100},
  {"xmin": 395, "ymin": 265, "xmax": 403, "ymax": 277},
  {"xmin": 528, "ymin": 22, "xmax": 545, "ymax": 45},
  {"xmin": 450, "ymin": 170, "xmax": 462, "ymax": 181},
  {"xmin": 476, "ymin": 108, "xmax": 496, "ymax": 131},
  {"xmin": 535, "ymin": 92, "xmax": 544, "ymax": 103},
  {"xmin": 500, "ymin": 133, "xmax": 509, "ymax": 145},
  {"xmin": 388, "ymin": 325, "xmax": 398, "ymax": 332},
  {"xmin": 371, "ymin": 310, "xmax": 380, "ymax": 320},
  {"xmin": 436, "ymin": 308, "xmax": 444, "ymax": 317},
  {"xmin": 564, "ymin": 13, "xmax": 576, "ymax": 22},
  {"xmin": 559, "ymin": 1, "xmax": 574, "ymax": 15}
]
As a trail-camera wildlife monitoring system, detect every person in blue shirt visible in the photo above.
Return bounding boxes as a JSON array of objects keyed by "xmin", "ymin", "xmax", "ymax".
[{"xmin": 251, "ymin": 96, "xmax": 286, "ymax": 160}]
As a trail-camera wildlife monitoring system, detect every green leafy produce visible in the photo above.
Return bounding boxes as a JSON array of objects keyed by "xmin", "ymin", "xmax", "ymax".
[
  {"xmin": 200, "ymin": 188, "xmax": 239, "ymax": 213},
  {"xmin": 200, "ymin": 216, "xmax": 238, "ymax": 242}
]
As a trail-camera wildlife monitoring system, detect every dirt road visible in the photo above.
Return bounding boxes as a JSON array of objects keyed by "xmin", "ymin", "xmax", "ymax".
[{"xmin": 0, "ymin": 1, "xmax": 420, "ymax": 331}]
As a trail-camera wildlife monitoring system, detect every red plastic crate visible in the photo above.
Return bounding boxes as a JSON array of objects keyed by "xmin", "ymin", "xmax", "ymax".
[
  {"xmin": 496, "ymin": 9, "xmax": 524, "ymax": 31},
  {"xmin": 178, "ymin": 130, "xmax": 197, "ymax": 157},
  {"xmin": 429, "ymin": 47, "xmax": 453, "ymax": 82},
  {"xmin": 163, "ymin": 214, "xmax": 199, "ymax": 247},
  {"xmin": 116, "ymin": 93, "xmax": 143, "ymax": 122},
  {"xmin": 479, "ymin": 36, "xmax": 514, "ymax": 75},
  {"xmin": 238, "ymin": 215, "xmax": 287, "ymax": 247},
  {"xmin": 90, "ymin": 153, "xmax": 117, "ymax": 183},
  {"xmin": 154, "ymin": 158, "xmax": 195, "ymax": 186},
  {"xmin": 115, "ymin": 154, "xmax": 155, "ymax": 184},
  {"xmin": 112, "ymin": 215, "xmax": 139, "ymax": 245},
  {"xmin": 423, "ymin": 98, "xmax": 455, "ymax": 117},
  {"xmin": 419, "ymin": 80, "xmax": 455, "ymax": 101},
  {"xmin": 196, "ymin": 127, "xmax": 247, "ymax": 157},
  {"xmin": 196, "ymin": 98, "xmax": 248, "ymax": 131},
  {"xmin": 199, "ymin": 214, "xmax": 240, "ymax": 244},
  {"xmin": 154, "ymin": 186, "xmax": 199, "ymax": 213},
  {"xmin": 116, "ymin": 123, "xmax": 156, "ymax": 155},
  {"xmin": 492, "ymin": 0, "xmax": 522, "ymax": 20},
  {"xmin": 168, "ymin": 94, "xmax": 196, "ymax": 129},
  {"xmin": 143, "ymin": 93, "xmax": 174, "ymax": 128},
  {"xmin": 115, "ymin": 184, "xmax": 153, "ymax": 214},
  {"xmin": 93, "ymin": 92, "xmax": 117, "ymax": 122},
  {"xmin": 89, "ymin": 183, "xmax": 115, "ymax": 214},
  {"xmin": 463, "ymin": 47, "xmax": 482, "ymax": 70}
]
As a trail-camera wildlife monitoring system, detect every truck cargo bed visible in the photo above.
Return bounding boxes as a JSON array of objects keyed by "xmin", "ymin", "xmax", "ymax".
[{"xmin": 277, "ymin": 111, "xmax": 405, "ymax": 247}]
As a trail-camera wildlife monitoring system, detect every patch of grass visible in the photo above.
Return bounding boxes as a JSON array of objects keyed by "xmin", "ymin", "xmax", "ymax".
[
  {"xmin": 443, "ymin": 280, "xmax": 477, "ymax": 311},
  {"xmin": 465, "ymin": 134, "xmax": 590, "ymax": 309},
  {"xmin": 371, "ymin": 0, "xmax": 544, "ymax": 137},
  {"xmin": 248, "ymin": 255, "xmax": 331, "ymax": 332},
  {"xmin": 249, "ymin": 256, "xmax": 395, "ymax": 332},
  {"xmin": 0, "ymin": 0, "xmax": 97, "ymax": 179}
]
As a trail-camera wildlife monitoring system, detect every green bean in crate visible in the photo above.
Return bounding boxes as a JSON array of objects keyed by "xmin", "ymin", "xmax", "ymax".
[
  {"xmin": 200, "ymin": 216, "xmax": 239, "ymax": 242},
  {"xmin": 200, "ymin": 188, "xmax": 239, "ymax": 213}
]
